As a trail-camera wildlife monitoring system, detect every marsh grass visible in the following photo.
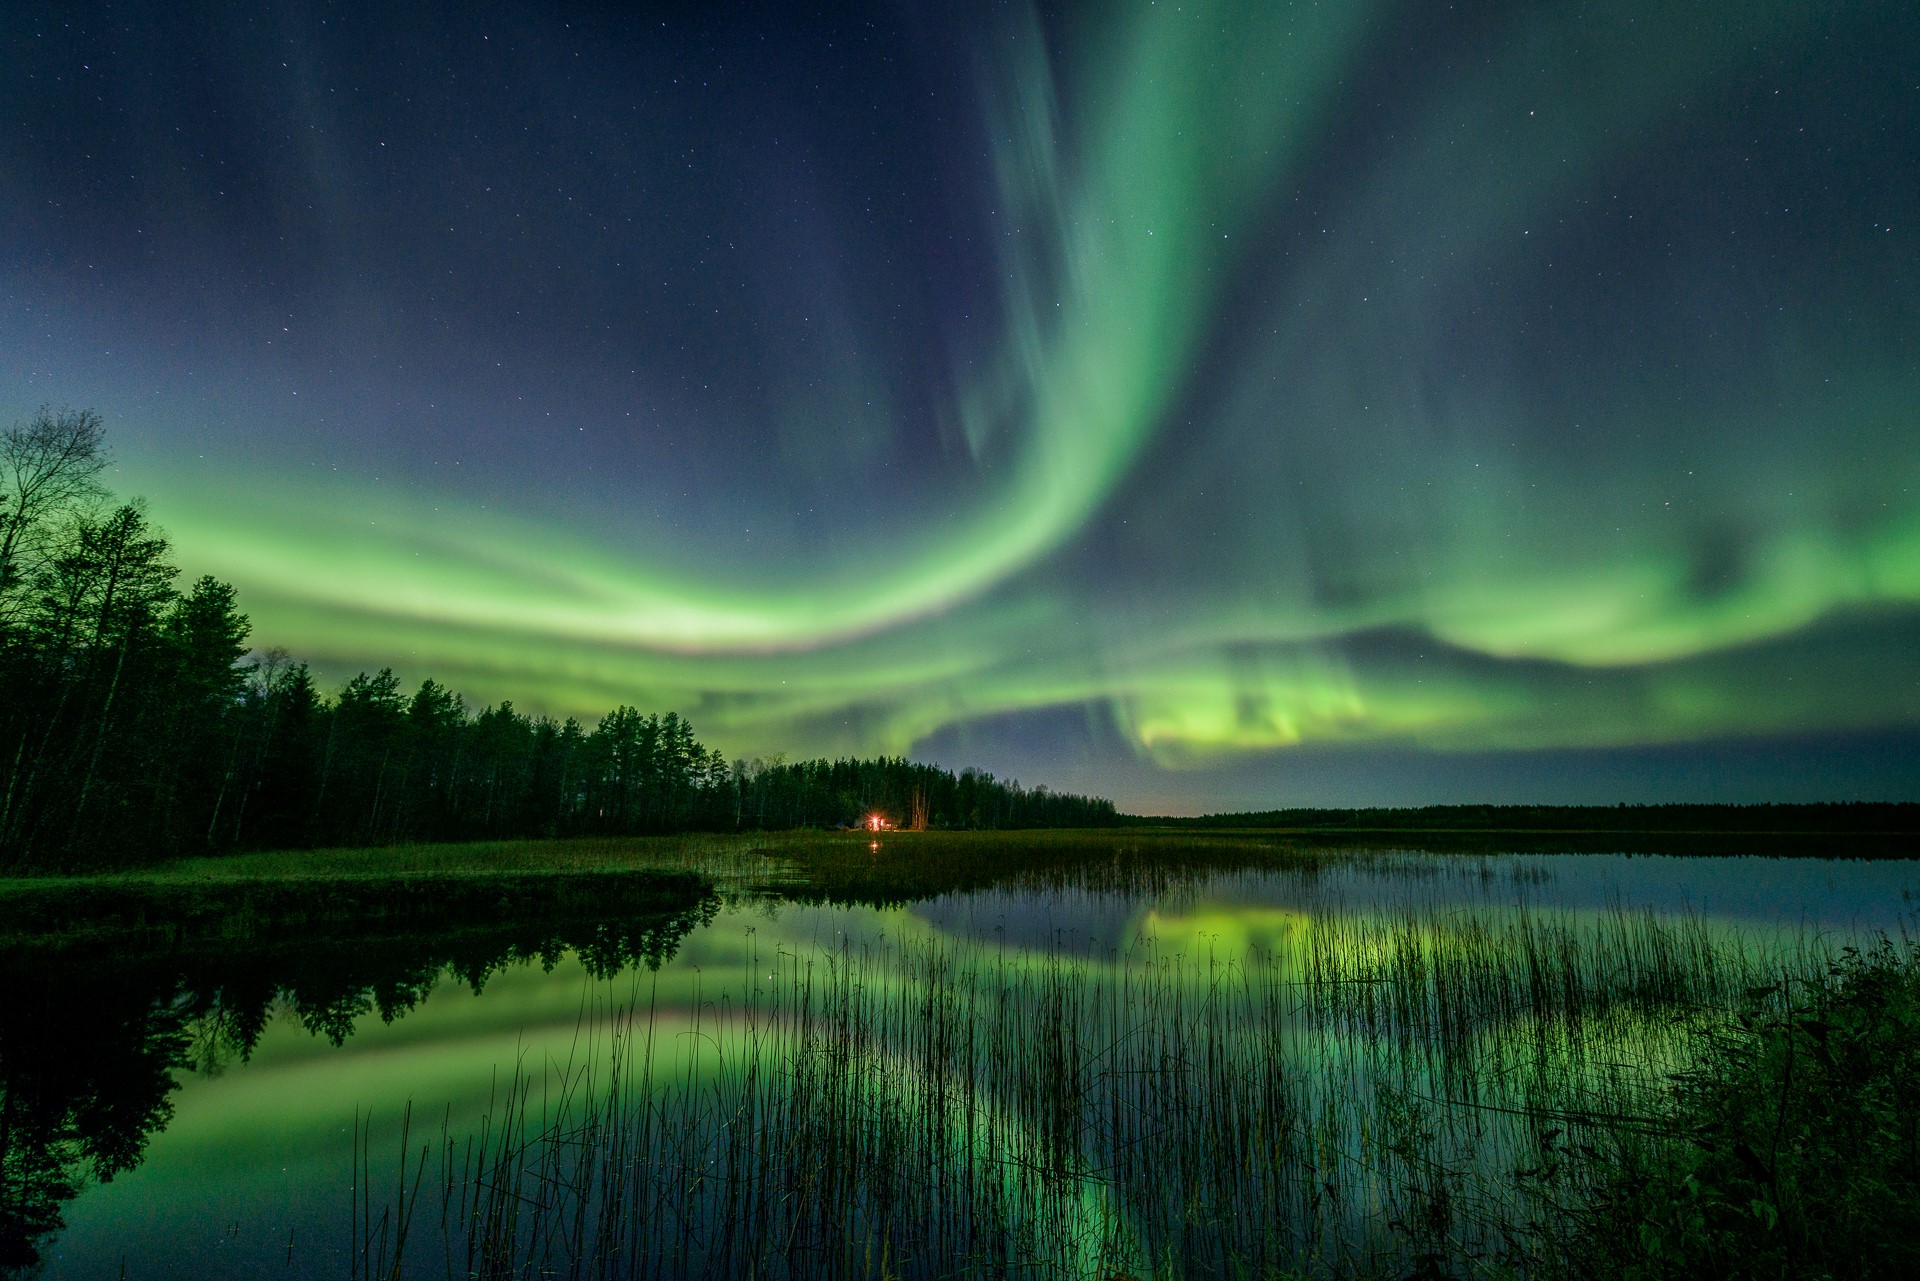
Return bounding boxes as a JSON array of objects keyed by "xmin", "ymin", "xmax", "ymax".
[
  {"xmin": 0, "ymin": 832, "xmax": 1357, "ymax": 953},
  {"xmin": 352, "ymin": 870, "xmax": 1855, "ymax": 1281},
  {"xmin": 0, "ymin": 831, "xmax": 1295, "ymax": 913},
  {"xmin": 2, "ymin": 832, "xmax": 786, "ymax": 887},
  {"xmin": 0, "ymin": 831, "xmax": 772, "ymax": 949}
]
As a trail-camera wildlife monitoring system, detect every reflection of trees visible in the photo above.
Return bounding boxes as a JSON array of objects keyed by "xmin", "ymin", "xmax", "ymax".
[
  {"xmin": 0, "ymin": 963, "xmax": 189, "ymax": 1271},
  {"xmin": 0, "ymin": 881, "xmax": 716, "ymax": 1270}
]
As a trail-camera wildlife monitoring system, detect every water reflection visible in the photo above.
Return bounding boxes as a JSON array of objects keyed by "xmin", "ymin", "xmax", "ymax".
[
  {"xmin": 0, "ymin": 878, "xmax": 715, "ymax": 1271},
  {"xmin": 0, "ymin": 957, "xmax": 187, "ymax": 1271},
  {"xmin": 7, "ymin": 842, "xmax": 1918, "ymax": 1279},
  {"xmin": 328, "ymin": 855, "xmax": 1914, "ymax": 1280}
]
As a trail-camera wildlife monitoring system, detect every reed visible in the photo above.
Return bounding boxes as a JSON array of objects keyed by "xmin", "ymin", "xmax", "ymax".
[{"xmin": 353, "ymin": 865, "xmax": 1852, "ymax": 1280}]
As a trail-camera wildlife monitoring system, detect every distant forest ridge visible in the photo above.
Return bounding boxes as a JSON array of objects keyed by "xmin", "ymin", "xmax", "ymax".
[
  {"xmin": 1154, "ymin": 803, "xmax": 1920, "ymax": 834},
  {"xmin": 0, "ymin": 408, "xmax": 1114, "ymax": 871}
]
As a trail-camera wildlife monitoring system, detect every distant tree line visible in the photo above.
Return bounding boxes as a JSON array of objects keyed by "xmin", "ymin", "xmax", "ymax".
[
  {"xmin": 0, "ymin": 408, "xmax": 1115, "ymax": 870},
  {"xmin": 1154, "ymin": 803, "xmax": 1920, "ymax": 833},
  {"xmin": 728, "ymin": 755, "xmax": 1116, "ymax": 833}
]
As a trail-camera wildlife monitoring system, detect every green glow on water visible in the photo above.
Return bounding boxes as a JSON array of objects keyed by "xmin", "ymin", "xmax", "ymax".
[{"xmin": 40, "ymin": 847, "xmax": 1920, "ymax": 1278}]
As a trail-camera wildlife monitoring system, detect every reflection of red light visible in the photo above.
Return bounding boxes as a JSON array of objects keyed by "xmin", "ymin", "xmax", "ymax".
[{"xmin": 869, "ymin": 841, "xmax": 879, "ymax": 851}]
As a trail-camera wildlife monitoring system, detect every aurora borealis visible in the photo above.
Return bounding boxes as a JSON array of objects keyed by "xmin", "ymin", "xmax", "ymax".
[{"xmin": 3, "ymin": 1, "xmax": 1917, "ymax": 809}]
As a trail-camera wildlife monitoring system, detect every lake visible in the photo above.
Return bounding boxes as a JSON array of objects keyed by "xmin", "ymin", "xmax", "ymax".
[{"xmin": 9, "ymin": 835, "xmax": 1917, "ymax": 1279}]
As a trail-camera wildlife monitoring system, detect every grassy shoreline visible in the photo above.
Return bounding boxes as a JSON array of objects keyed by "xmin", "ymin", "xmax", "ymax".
[
  {"xmin": 0, "ymin": 864, "xmax": 714, "ymax": 947},
  {"xmin": 4, "ymin": 823, "xmax": 1912, "ymax": 926},
  {"xmin": 8, "ymin": 817, "xmax": 1915, "ymax": 889}
]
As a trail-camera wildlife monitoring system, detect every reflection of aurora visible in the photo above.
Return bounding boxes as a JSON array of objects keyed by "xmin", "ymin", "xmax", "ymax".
[
  {"xmin": 393, "ymin": 892, "xmax": 1873, "ymax": 1273},
  {"xmin": 54, "ymin": 0, "xmax": 1916, "ymax": 784},
  {"xmin": 57, "ymin": 853, "xmax": 1915, "ymax": 1277}
]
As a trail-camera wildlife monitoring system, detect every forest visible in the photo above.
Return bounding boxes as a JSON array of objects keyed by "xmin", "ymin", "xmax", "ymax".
[
  {"xmin": 0, "ymin": 409, "xmax": 1116, "ymax": 871},
  {"xmin": 1170, "ymin": 802, "xmax": 1920, "ymax": 833}
]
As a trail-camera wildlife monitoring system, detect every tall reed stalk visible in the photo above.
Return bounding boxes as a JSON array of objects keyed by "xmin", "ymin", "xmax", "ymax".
[{"xmin": 358, "ymin": 871, "xmax": 1841, "ymax": 1280}]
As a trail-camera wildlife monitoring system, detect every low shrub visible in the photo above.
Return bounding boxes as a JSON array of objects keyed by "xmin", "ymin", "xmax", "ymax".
[{"xmin": 1536, "ymin": 938, "xmax": 1920, "ymax": 1280}]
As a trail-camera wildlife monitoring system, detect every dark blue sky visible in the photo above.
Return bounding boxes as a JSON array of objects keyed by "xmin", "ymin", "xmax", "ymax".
[{"xmin": 4, "ymin": 0, "xmax": 1918, "ymax": 810}]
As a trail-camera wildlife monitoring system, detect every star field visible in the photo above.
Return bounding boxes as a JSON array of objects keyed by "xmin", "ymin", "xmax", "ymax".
[{"xmin": 4, "ymin": 0, "xmax": 1917, "ymax": 810}]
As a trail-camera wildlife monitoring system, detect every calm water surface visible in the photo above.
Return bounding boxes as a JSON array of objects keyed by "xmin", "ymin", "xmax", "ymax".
[{"xmin": 24, "ymin": 848, "xmax": 1920, "ymax": 1279}]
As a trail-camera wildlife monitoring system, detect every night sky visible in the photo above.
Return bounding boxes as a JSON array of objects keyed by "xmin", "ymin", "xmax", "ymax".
[{"xmin": 5, "ymin": 0, "xmax": 1918, "ymax": 812}]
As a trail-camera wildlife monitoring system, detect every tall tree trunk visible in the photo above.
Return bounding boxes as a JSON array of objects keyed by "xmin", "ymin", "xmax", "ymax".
[
  {"xmin": 0, "ymin": 730, "xmax": 29, "ymax": 856},
  {"xmin": 230, "ymin": 696, "xmax": 281, "ymax": 848},
  {"xmin": 205, "ymin": 728, "xmax": 245, "ymax": 848},
  {"xmin": 367, "ymin": 748, "xmax": 392, "ymax": 844},
  {"xmin": 7, "ymin": 617, "xmax": 86, "ymax": 856},
  {"xmin": 312, "ymin": 718, "xmax": 338, "ymax": 839},
  {"xmin": 74, "ymin": 629, "xmax": 132, "ymax": 824}
]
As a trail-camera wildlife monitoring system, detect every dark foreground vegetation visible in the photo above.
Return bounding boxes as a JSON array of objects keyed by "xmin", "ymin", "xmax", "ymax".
[
  {"xmin": 1532, "ymin": 938, "xmax": 1920, "ymax": 1280},
  {"xmin": 0, "ymin": 408, "xmax": 1113, "ymax": 872}
]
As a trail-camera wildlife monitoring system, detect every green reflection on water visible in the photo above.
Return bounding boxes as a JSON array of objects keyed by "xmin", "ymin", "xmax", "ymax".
[{"xmin": 18, "ymin": 850, "xmax": 1920, "ymax": 1279}]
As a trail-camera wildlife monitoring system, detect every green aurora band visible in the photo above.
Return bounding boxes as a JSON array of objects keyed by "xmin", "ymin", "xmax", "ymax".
[{"xmin": 58, "ymin": 0, "xmax": 1920, "ymax": 777}]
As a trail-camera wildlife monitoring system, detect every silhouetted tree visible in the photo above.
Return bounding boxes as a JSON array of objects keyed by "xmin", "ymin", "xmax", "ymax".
[
  {"xmin": 0, "ymin": 407, "xmax": 109, "ymax": 619},
  {"xmin": 0, "ymin": 410, "xmax": 1118, "ymax": 869}
]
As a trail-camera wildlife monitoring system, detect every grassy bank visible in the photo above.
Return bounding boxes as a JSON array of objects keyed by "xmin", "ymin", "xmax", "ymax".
[
  {"xmin": 6, "ymin": 823, "xmax": 1908, "ymax": 942},
  {"xmin": 0, "ymin": 833, "xmax": 762, "ymax": 950},
  {"xmin": 6, "ymin": 818, "xmax": 1908, "ymax": 920},
  {"xmin": 0, "ymin": 828, "xmax": 1318, "ymax": 922}
]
